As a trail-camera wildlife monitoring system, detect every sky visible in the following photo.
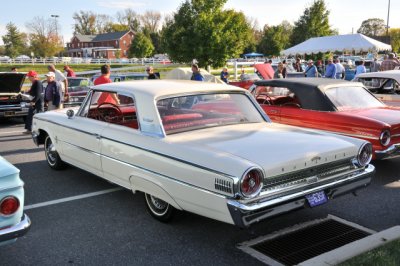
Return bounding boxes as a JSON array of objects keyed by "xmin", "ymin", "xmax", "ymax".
[{"xmin": 0, "ymin": 0, "xmax": 399, "ymax": 46}]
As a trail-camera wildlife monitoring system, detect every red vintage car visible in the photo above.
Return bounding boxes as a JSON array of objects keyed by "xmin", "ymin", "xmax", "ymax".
[{"xmin": 249, "ymin": 78, "xmax": 400, "ymax": 160}]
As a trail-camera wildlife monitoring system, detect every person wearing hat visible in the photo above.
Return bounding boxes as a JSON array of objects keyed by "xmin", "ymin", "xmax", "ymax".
[
  {"xmin": 24, "ymin": 70, "xmax": 44, "ymax": 134},
  {"xmin": 44, "ymin": 72, "xmax": 63, "ymax": 110},
  {"xmin": 190, "ymin": 64, "xmax": 204, "ymax": 81},
  {"xmin": 146, "ymin": 66, "xmax": 159, "ymax": 79},
  {"xmin": 304, "ymin": 60, "xmax": 318, "ymax": 78},
  {"xmin": 48, "ymin": 64, "xmax": 68, "ymax": 101}
]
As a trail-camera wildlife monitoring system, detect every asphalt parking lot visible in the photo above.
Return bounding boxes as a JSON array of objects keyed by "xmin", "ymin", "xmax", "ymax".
[{"xmin": 0, "ymin": 118, "xmax": 399, "ymax": 265}]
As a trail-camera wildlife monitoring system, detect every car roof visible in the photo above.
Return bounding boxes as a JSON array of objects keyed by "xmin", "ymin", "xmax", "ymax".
[
  {"xmin": 253, "ymin": 78, "xmax": 364, "ymax": 111},
  {"xmin": 356, "ymin": 70, "xmax": 400, "ymax": 83},
  {"xmin": 93, "ymin": 80, "xmax": 242, "ymax": 99},
  {"xmin": 254, "ymin": 78, "xmax": 356, "ymax": 91}
]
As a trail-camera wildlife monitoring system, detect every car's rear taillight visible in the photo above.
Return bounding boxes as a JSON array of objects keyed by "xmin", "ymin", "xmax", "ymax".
[
  {"xmin": 240, "ymin": 168, "xmax": 264, "ymax": 199},
  {"xmin": 0, "ymin": 196, "xmax": 20, "ymax": 216}
]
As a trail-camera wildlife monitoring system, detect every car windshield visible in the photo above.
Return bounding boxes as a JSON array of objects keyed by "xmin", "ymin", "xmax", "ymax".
[
  {"xmin": 68, "ymin": 78, "xmax": 90, "ymax": 88},
  {"xmin": 157, "ymin": 93, "xmax": 264, "ymax": 134},
  {"xmin": 325, "ymin": 86, "xmax": 385, "ymax": 111},
  {"xmin": 241, "ymin": 73, "xmax": 260, "ymax": 81}
]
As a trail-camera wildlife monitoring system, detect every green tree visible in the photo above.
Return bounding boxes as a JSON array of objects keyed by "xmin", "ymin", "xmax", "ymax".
[
  {"xmin": 128, "ymin": 32, "xmax": 154, "ymax": 58},
  {"xmin": 258, "ymin": 21, "xmax": 293, "ymax": 56},
  {"xmin": 243, "ymin": 17, "xmax": 262, "ymax": 54},
  {"xmin": 357, "ymin": 18, "xmax": 386, "ymax": 36},
  {"xmin": 116, "ymin": 9, "xmax": 141, "ymax": 32},
  {"xmin": 150, "ymin": 32, "xmax": 163, "ymax": 54},
  {"xmin": 390, "ymin": 28, "xmax": 400, "ymax": 53},
  {"xmin": 162, "ymin": 0, "xmax": 252, "ymax": 68},
  {"xmin": 290, "ymin": 0, "xmax": 335, "ymax": 46},
  {"xmin": 73, "ymin": 11, "xmax": 97, "ymax": 34},
  {"xmin": 2, "ymin": 22, "xmax": 26, "ymax": 58},
  {"xmin": 26, "ymin": 17, "xmax": 63, "ymax": 57}
]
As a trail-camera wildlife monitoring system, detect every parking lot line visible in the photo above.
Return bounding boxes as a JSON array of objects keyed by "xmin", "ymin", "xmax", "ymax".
[{"xmin": 24, "ymin": 187, "xmax": 124, "ymax": 210}]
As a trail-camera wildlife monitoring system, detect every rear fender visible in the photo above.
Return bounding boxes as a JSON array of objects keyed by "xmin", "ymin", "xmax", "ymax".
[{"xmin": 129, "ymin": 175, "xmax": 182, "ymax": 210}]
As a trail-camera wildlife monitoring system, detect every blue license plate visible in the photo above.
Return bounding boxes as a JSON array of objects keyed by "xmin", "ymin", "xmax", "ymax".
[{"xmin": 306, "ymin": 191, "xmax": 328, "ymax": 207}]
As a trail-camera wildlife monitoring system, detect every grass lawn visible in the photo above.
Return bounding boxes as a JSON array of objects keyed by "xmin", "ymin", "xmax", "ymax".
[
  {"xmin": 0, "ymin": 64, "xmax": 182, "ymax": 75},
  {"xmin": 339, "ymin": 239, "xmax": 400, "ymax": 266}
]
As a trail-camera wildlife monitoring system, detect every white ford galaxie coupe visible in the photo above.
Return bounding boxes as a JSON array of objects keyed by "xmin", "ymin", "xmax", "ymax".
[{"xmin": 32, "ymin": 80, "xmax": 374, "ymax": 227}]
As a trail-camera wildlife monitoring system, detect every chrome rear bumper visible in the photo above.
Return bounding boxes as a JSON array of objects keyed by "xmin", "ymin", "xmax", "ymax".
[
  {"xmin": 227, "ymin": 164, "xmax": 375, "ymax": 228},
  {"xmin": 0, "ymin": 214, "xmax": 31, "ymax": 243}
]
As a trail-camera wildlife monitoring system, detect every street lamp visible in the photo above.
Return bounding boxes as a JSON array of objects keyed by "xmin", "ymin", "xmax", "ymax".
[
  {"xmin": 51, "ymin": 14, "xmax": 59, "ymax": 36},
  {"xmin": 51, "ymin": 15, "xmax": 60, "ymax": 57}
]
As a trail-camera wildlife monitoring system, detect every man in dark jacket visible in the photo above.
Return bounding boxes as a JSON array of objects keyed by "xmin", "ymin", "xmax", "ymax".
[
  {"xmin": 24, "ymin": 70, "xmax": 44, "ymax": 133},
  {"xmin": 44, "ymin": 72, "xmax": 63, "ymax": 110}
]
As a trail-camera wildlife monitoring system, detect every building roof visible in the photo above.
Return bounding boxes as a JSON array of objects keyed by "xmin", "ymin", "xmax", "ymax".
[
  {"xmin": 74, "ymin": 34, "xmax": 96, "ymax": 42},
  {"xmin": 92, "ymin": 31, "xmax": 130, "ymax": 42},
  {"xmin": 71, "ymin": 31, "xmax": 131, "ymax": 43}
]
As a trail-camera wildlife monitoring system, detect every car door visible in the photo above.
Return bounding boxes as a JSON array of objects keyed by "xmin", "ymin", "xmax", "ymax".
[{"xmin": 57, "ymin": 91, "xmax": 107, "ymax": 177}]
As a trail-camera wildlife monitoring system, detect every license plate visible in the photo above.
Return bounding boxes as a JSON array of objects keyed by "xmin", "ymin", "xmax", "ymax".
[
  {"xmin": 306, "ymin": 191, "xmax": 328, "ymax": 207},
  {"xmin": 4, "ymin": 111, "xmax": 15, "ymax": 116}
]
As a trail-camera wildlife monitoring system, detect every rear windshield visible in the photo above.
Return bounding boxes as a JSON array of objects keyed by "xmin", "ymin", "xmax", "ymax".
[{"xmin": 157, "ymin": 93, "xmax": 264, "ymax": 134}]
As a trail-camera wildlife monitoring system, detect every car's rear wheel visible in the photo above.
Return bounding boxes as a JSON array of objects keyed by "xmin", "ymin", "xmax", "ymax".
[
  {"xmin": 144, "ymin": 193, "xmax": 175, "ymax": 222},
  {"xmin": 44, "ymin": 135, "xmax": 65, "ymax": 170}
]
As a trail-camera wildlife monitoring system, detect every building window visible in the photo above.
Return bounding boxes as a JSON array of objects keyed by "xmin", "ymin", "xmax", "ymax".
[{"xmin": 123, "ymin": 40, "xmax": 126, "ymax": 47}]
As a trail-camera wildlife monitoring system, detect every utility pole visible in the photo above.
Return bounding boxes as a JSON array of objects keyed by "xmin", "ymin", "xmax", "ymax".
[{"xmin": 386, "ymin": 0, "xmax": 391, "ymax": 42}]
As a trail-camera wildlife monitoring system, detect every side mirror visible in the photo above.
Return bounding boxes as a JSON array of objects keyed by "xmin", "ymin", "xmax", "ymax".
[{"xmin": 66, "ymin": 109, "xmax": 74, "ymax": 119}]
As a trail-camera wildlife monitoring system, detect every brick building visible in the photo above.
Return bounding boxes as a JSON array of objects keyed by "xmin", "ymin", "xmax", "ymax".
[{"xmin": 66, "ymin": 31, "xmax": 134, "ymax": 59}]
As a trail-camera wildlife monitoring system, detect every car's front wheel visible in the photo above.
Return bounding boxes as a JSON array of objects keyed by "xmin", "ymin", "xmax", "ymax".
[
  {"xmin": 44, "ymin": 135, "xmax": 65, "ymax": 170},
  {"xmin": 144, "ymin": 193, "xmax": 175, "ymax": 222}
]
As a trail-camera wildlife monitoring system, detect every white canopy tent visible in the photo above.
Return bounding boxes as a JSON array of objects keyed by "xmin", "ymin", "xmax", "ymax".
[{"xmin": 281, "ymin": 34, "xmax": 392, "ymax": 56}]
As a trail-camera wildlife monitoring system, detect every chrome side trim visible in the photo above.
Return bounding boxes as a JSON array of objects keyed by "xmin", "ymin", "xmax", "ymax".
[
  {"xmin": 62, "ymin": 140, "xmax": 101, "ymax": 156},
  {"xmin": 103, "ymin": 153, "xmax": 234, "ymax": 198},
  {"xmin": 320, "ymin": 130, "xmax": 379, "ymax": 141},
  {"xmin": 0, "ymin": 214, "xmax": 31, "ymax": 243}
]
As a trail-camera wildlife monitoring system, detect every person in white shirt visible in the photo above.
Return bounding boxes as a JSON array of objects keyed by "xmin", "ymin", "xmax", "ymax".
[
  {"xmin": 334, "ymin": 58, "xmax": 345, "ymax": 79},
  {"xmin": 47, "ymin": 64, "xmax": 68, "ymax": 102}
]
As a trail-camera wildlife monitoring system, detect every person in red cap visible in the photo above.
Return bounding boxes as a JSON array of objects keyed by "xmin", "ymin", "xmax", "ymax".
[
  {"xmin": 24, "ymin": 70, "xmax": 44, "ymax": 134},
  {"xmin": 63, "ymin": 65, "xmax": 76, "ymax": 77}
]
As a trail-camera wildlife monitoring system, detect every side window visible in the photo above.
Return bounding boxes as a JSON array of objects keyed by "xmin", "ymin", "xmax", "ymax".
[{"xmin": 79, "ymin": 90, "xmax": 139, "ymax": 129}]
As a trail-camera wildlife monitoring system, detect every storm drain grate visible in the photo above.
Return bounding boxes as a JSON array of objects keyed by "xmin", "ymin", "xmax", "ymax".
[{"xmin": 238, "ymin": 215, "xmax": 375, "ymax": 266}]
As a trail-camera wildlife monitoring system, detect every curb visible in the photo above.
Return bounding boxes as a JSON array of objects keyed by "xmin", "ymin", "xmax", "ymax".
[{"xmin": 299, "ymin": 225, "xmax": 400, "ymax": 266}]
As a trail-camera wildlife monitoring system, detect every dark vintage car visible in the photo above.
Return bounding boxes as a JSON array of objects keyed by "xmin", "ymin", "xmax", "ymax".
[
  {"xmin": 64, "ymin": 77, "xmax": 93, "ymax": 107},
  {"xmin": 249, "ymin": 78, "xmax": 400, "ymax": 160},
  {"xmin": 0, "ymin": 72, "xmax": 31, "ymax": 120}
]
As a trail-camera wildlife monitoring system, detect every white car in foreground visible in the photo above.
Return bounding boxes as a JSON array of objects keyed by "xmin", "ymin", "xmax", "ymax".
[{"xmin": 32, "ymin": 80, "xmax": 374, "ymax": 228}]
